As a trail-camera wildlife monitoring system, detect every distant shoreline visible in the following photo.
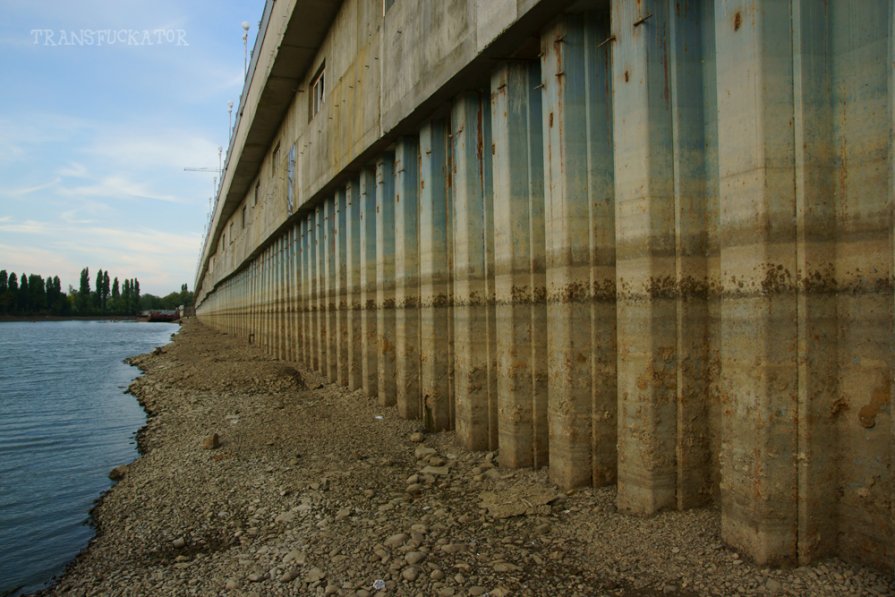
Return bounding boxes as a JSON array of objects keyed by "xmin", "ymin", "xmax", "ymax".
[{"xmin": 0, "ymin": 315, "xmax": 143, "ymax": 323}]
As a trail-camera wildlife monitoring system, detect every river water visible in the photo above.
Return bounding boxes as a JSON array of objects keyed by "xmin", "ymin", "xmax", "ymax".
[{"xmin": 0, "ymin": 320, "xmax": 178, "ymax": 596}]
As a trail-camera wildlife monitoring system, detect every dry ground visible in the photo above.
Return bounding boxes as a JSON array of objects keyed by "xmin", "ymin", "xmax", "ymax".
[{"xmin": 43, "ymin": 320, "xmax": 894, "ymax": 596}]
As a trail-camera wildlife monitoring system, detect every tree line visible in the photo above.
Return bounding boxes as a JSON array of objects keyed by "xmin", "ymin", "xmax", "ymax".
[{"xmin": 0, "ymin": 267, "xmax": 193, "ymax": 317}]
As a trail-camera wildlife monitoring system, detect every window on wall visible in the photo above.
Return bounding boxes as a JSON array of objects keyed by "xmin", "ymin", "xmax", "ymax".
[
  {"xmin": 287, "ymin": 144, "xmax": 296, "ymax": 215},
  {"xmin": 229, "ymin": 221, "xmax": 234, "ymax": 244},
  {"xmin": 241, "ymin": 205, "xmax": 247, "ymax": 229},
  {"xmin": 310, "ymin": 62, "xmax": 325, "ymax": 119},
  {"xmin": 272, "ymin": 142, "xmax": 280, "ymax": 178},
  {"xmin": 383, "ymin": 0, "xmax": 396, "ymax": 15},
  {"xmin": 254, "ymin": 181, "xmax": 260, "ymax": 206}
]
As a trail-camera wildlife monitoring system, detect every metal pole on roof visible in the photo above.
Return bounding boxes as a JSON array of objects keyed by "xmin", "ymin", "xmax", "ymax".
[{"xmin": 241, "ymin": 21, "xmax": 250, "ymax": 78}]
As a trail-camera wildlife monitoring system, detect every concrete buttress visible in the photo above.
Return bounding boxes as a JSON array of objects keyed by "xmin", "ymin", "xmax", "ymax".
[
  {"xmin": 376, "ymin": 153, "xmax": 398, "ymax": 407},
  {"xmin": 419, "ymin": 120, "xmax": 455, "ymax": 431},
  {"xmin": 194, "ymin": 0, "xmax": 894, "ymax": 574},
  {"xmin": 359, "ymin": 168, "xmax": 379, "ymax": 399},
  {"xmin": 491, "ymin": 61, "xmax": 548, "ymax": 469},
  {"xmin": 394, "ymin": 138, "xmax": 422, "ymax": 420}
]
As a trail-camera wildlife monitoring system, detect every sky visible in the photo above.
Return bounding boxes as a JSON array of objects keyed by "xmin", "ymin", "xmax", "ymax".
[{"xmin": 0, "ymin": 0, "xmax": 265, "ymax": 295}]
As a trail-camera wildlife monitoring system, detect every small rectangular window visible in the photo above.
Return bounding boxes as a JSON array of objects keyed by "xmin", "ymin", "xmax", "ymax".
[
  {"xmin": 310, "ymin": 62, "xmax": 325, "ymax": 119},
  {"xmin": 272, "ymin": 142, "xmax": 280, "ymax": 178},
  {"xmin": 229, "ymin": 221, "xmax": 234, "ymax": 243},
  {"xmin": 241, "ymin": 205, "xmax": 247, "ymax": 229},
  {"xmin": 254, "ymin": 181, "xmax": 260, "ymax": 206},
  {"xmin": 287, "ymin": 144, "xmax": 296, "ymax": 214}
]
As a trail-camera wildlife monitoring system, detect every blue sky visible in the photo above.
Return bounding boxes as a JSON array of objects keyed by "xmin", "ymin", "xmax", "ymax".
[{"xmin": 0, "ymin": 0, "xmax": 264, "ymax": 295}]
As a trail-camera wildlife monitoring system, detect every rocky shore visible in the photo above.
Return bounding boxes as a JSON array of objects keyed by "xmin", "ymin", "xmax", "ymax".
[{"xmin": 43, "ymin": 320, "xmax": 893, "ymax": 596}]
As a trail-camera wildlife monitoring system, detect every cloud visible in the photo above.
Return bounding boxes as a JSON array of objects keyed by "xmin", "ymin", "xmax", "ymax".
[
  {"xmin": 58, "ymin": 174, "xmax": 181, "ymax": 203},
  {"xmin": 0, "ymin": 217, "xmax": 199, "ymax": 294},
  {"xmin": 57, "ymin": 162, "xmax": 89, "ymax": 178},
  {"xmin": 83, "ymin": 129, "xmax": 222, "ymax": 172},
  {"xmin": 0, "ymin": 178, "xmax": 61, "ymax": 198},
  {"xmin": 0, "ymin": 219, "xmax": 51, "ymax": 234}
]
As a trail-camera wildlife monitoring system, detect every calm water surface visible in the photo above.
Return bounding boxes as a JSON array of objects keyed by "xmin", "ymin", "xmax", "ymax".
[{"xmin": 0, "ymin": 320, "xmax": 178, "ymax": 596}]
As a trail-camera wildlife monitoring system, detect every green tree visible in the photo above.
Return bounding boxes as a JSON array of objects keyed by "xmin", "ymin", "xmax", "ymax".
[
  {"xmin": 122, "ymin": 279, "xmax": 131, "ymax": 314},
  {"xmin": 18, "ymin": 273, "xmax": 29, "ymax": 312},
  {"xmin": 55, "ymin": 277, "xmax": 70, "ymax": 314},
  {"xmin": 0, "ymin": 270, "xmax": 8, "ymax": 314},
  {"xmin": 7, "ymin": 273, "xmax": 17, "ymax": 313},
  {"xmin": 111, "ymin": 277, "xmax": 120, "ymax": 313},
  {"xmin": 102, "ymin": 271, "xmax": 111, "ymax": 312},
  {"xmin": 28, "ymin": 274, "xmax": 46, "ymax": 312},
  {"xmin": 94, "ymin": 269, "xmax": 104, "ymax": 310},
  {"xmin": 133, "ymin": 278, "xmax": 141, "ymax": 315},
  {"xmin": 78, "ymin": 268, "xmax": 91, "ymax": 314}
]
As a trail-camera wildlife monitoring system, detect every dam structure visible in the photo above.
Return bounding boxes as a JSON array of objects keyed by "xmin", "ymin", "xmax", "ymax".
[{"xmin": 194, "ymin": 0, "xmax": 894, "ymax": 572}]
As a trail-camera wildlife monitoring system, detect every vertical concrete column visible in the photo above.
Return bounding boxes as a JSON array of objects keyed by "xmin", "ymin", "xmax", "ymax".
[
  {"xmin": 248, "ymin": 261, "xmax": 255, "ymax": 344},
  {"xmin": 272, "ymin": 238, "xmax": 280, "ymax": 359},
  {"xmin": 300, "ymin": 217, "xmax": 309, "ymax": 366},
  {"xmin": 324, "ymin": 196, "xmax": 337, "ymax": 382},
  {"xmin": 790, "ymin": 0, "xmax": 838, "ymax": 564},
  {"xmin": 257, "ymin": 257, "xmax": 263, "ymax": 348},
  {"xmin": 542, "ymin": 13, "xmax": 616, "ymax": 489},
  {"xmin": 672, "ymin": 0, "xmax": 720, "ymax": 510},
  {"xmin": 317, "ymin": 205, "xmax": 328, "ymax": 373},
  {"xmin": 282, "ymin": 228, "xmax": 292, "ymax": 361},
  {"xmin": 394, "ymin": 137, "xmax": 422, "ymax": 419},
  {"xmin": 292, "ymin": 223, "xmax": 301, "ymax": 363},
  {"xmin": 276, "ymin": 236, "xmax": 285, "ymax": 360},
  {"xmin": 419, "ymin": 120, "xmax": 455, "ymax": 431},
  {"xmin": 612, "ymin": 2, "xmax": 688, "ymax": 514},
  {"xmin": 715, "ymin": 0, "xmax": 799, "ymax": 565},
  {"xmin": 452, "ymin": 92, "xmax": 498, "ymax": 451},
  {"xmin": 826, "ymin": 0, "xmax": 891, "ymax": 569},
  {"xmin": 311, "ymin": 207, "xmax": 321, "ymax": 371},
  {"xmin": 263, "ymin": 248, "xmax": 269, "ymax": 352},
  {"xmin": 267, "ymin": 246, "xmax": 274, "ymax": 355},
  {"xmin": 359, "ymin": 168, "xmax": 379, "ymax": 398},
  {"xmin": 262, "ymin": 248, "xmax": 269, "ymax": 353},
  {"xmin": 376, "ymin": 153, "xmax": 398, "ymax": 406},
  {"xmin": 345, "ymin": 179, "xmax": 363, "ymax": 390},
  {"xmin": 890, "ymin": 0, "xmax": 895, "ymax": 575},
  {"xmin": 334, "ymin": 189, "xmax": 348, "ymax": 386},
  {"xmin": 304, "ymin": 215, "xmax": 313, "ymax": 368},
  {"xmin": 491, "ymin": 61, "xmax": 548, "ymax": 469},
  {"xmin": 286, "ymin": 227, "xmax": 295, "ymax": 362}
]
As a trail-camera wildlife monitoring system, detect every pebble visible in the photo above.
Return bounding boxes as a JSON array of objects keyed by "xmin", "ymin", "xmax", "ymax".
[
  {"xmin": 305, "ymin": 567, "xmax": 326, "ymax": 583},
  {"xmin": 279, "ymin": 568, "xmax": 299, "ymax": 582},
  {"xmin": 405, "ymin": 551, "xmax": 426, "ymax": 565},
  {"xmin": 384, "ymin": 533, "xmax": 407, "ymax": 548},
  {"xmin": 201, "ymin": 433, "xmax": 220, "ymax": 449},
  {"xmin": 492, "ymin": 562, "xmax": 520, "ymax": 573},
  {"xmin": 401, "ymin": 566, "xmax": 419, "ymax": 581},
  {"xmin": 43, "ymin": 320, "xmax": 891, "ymax": 597},
  {"xmin": 108, "ymin": 465, "xmax": 128, "ymax": 481},
  {"xmin": 415, "ymin": 446, "xmax": 437, "ymax": 459}
]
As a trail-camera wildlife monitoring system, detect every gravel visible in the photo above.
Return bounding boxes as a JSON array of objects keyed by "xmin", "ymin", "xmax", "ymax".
[{"xmin": 40, "ymin": 319, "xmax": 894, "ymax": 596}]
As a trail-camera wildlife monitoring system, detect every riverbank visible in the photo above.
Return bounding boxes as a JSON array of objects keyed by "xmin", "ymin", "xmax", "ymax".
[
  {"xmin": 0, "ymin": 315, "xmax": 144, "ymax": 323},
  {"xmin": 43, "ymin": 319, "xmax": 893, "ymax": 596}
]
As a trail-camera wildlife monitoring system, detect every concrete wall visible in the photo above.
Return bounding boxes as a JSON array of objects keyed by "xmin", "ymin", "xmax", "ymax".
[{"xmin": 196, "ymin": 0, "xmax": 894, "ymax": 573}]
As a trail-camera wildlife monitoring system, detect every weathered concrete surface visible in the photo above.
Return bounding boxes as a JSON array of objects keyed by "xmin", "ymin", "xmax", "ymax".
[
  {"xmin": 196, "ymin": 0, "xmax": 894, "ymax": 575},
  {"xmin": 394, "ymin": 138, "xmax": 422, "ymax": 420},
  {"xmin": 491, "ymin": 61, "xmax": 548, "ymax": 470}
]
